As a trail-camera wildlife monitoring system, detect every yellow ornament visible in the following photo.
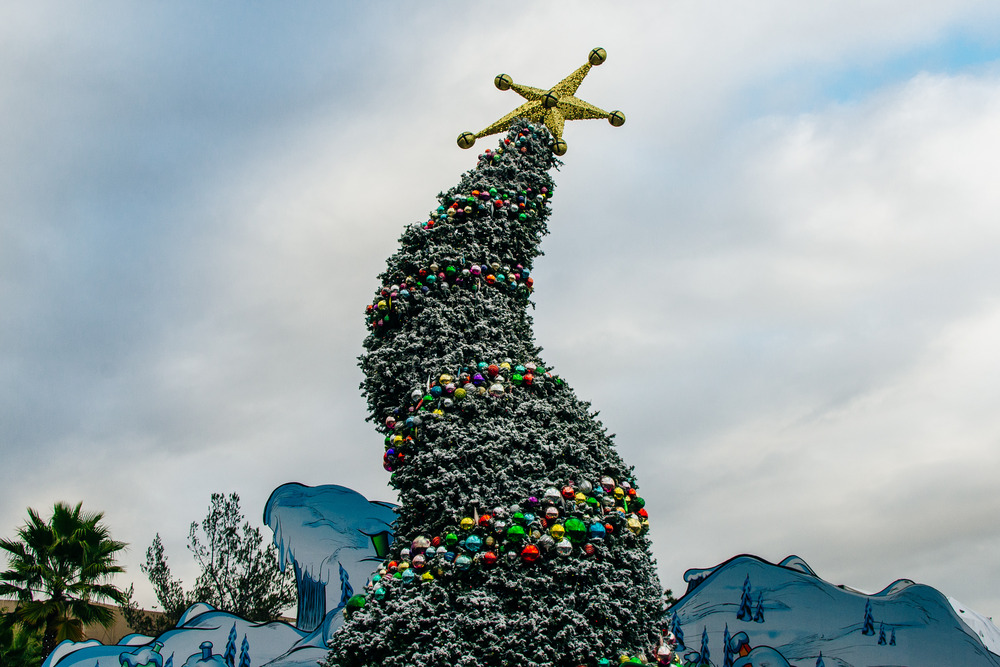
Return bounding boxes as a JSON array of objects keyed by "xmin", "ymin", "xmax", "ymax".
[
  {"xmin": 460, "ymin": 517, "xmax": 475, "ymax": 531},
  {"xmin": 439, "ymin": 374, "xmax": 453, "ymax": 384},
  {"xmin": 454, "ymin": 387, "xmax": 467, "ymax": 399},
  {"xmin": 627, "ymin": 517, "xmax": 642, "ymax": 535},
  {"xmin": 458, "ymin": 47, "xmax": 624, "ymax": 155},
  {"xmin": 421, "ymin": 572, "xmax": 435, "ymax": 581},
  {"xmin": 574, "ymin": 492, "xmax": 587, "ymax": 504},
  {"xmin": 398, "ymin": 561, "xmax": 410, "ymax": 571},
  {"xmin": 614, "ymin": 487, "xmax": 625, "ymax": 500},
  {"xmin": 550, "ymin": 524, "xmax": 566, "ymax": 539}
]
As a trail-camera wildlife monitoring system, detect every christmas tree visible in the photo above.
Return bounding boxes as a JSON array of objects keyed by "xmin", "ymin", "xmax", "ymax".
[{"xmin": 326, "ymin": 50, "xmax": 664, "ymax": 667}]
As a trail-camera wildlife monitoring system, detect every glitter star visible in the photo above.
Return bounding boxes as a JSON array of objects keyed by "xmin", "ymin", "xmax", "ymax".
[{"xmin": 458, "ymin": 47, "xmax": 625, "ymax": 156}]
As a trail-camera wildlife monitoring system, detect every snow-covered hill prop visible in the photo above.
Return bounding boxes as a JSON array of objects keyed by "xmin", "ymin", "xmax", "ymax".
[
  {"xmin": 41, "ymin": 484, "xmax": 395, "ymax": 667},
  {"xmin": 670, "ymin": 554, "xmax": 1000, "ymax": 667}
]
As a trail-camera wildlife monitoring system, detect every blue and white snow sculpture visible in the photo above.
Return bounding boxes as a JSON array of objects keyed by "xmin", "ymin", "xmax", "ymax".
[
  {"xmin": 669, "ymin": 554, "xmax": 1000, "ymax": 667},
  {"xmin": 42, "ymin": 484, "xmax": 396, "ymax": 667},
  {"xmin": 263, "ymin": 483, "xmax": 396, "ymax": 632}
]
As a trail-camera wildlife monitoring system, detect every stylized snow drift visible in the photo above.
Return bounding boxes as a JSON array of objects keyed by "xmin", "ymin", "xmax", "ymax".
[
  {"xmin": 670, "ymin": 554, "xmax": 1000, "ymax": 667},
  {"xmin": 42, "ymin": 484, "xmax": 395, "ymax": 667}
]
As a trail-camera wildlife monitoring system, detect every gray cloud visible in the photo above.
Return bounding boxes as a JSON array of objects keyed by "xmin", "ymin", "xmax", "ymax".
[{"xmin": 2, "ymin": 0, "xmax": 1000, "ymax": 619}]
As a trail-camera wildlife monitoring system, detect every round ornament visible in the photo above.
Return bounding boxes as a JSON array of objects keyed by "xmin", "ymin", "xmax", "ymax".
[
  {"xmin": 455, "ymin": 554, "xmax": 472, "ymax": 571},
  {"xmin": 520, "ymin": 544, "xmax": 541, "ymax": 563},
  {"xmin": 564, "ymin": 517, "xmax": 587, "ymax": 544},
  {"xmin": 555, "ymin": 539, "xmax": 573, "ymax": 556},
  {"xmin": 589, "ymin": 47, "xmax": 608, "ymax": 65},
  {"xmin": 550, "ymin": 524, "xmax": 566, "ymax": 540},
  {"xmin": 465, "ymin": 535, "xmax": 483, "ymax": 553},
  {"xmin": 494, "ymin": 73, "xmax": 513, "ymax": 90},
  {"xmin": 506, "ymin": 525, "xmax": 526, "ymax": 541},
  {"xmin": 553, "ymin": 138, "xmax": 568, "ymax": 156},
  {"xmin": 608, "ymin": 110, "xmax": 626, "ymax": 127},
  {"xmin": 460, "ymin": 517, "xmax": 475, "ymax": 531},
  {"xmin": 589, "ymin": 522, "xmax": 607, "ymax": 542}
]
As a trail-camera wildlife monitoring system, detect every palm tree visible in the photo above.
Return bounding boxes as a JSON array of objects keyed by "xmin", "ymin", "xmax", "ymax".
[
  {"xmin": 0, "ymin": 502, "xmax": 128, "ymax": 655},
  {"xmin": 0, "ymin": 621, "xmax": 44, "ymax": 667}
]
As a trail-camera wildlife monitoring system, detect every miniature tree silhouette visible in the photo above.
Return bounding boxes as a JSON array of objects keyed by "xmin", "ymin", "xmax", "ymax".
[
  {"xmin": 753, "ymin": 591, "xmax": 765, "ymax": 623},
  {"xmin": 815, "ymin": 652, "xmax": 825, "ymax": 667},
  {"xmin": 672, "ymin": 613, "xmax": 686, "ymax": 650},
  {"xmin": 698, "ymin": 626, "xmax": 711, "ymax": 666},
  {"xmin": 862, "ymin": 599, "xmax": 876, "ymax": 636},
  {"xmin": 223, "ymin": 624, "xmax": 237, "ymax": 667},
  {"xmin": 324, "ymin": 120, "xmax": 664, "ymax": 666},
  {"xmin": 238, "ymin": 636, "xmax": 250, "ymax": 667},
  {"xmin": 889, "ymin": 627, "xmax": 897, "ymax": 646},
  {"xmin": 722, "ymin": 623, "xmax": 733, "ymax": 667},
  {"xmin": 878, "ymin": 622, "xmax": 887, "ymax": 645},
  {"xmin": 737, "ymin": 575, "xmax": 753, "ymax": 621}
]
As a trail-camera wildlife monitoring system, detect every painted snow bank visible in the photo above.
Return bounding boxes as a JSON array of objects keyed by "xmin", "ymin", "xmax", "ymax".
[
  {"xmin": 671, "ymin": 554, "xmax": 1000, "ymax": 667},
  {"xmin": 43, "ymin": 484, "xmax": 395, "ymax": 667}
]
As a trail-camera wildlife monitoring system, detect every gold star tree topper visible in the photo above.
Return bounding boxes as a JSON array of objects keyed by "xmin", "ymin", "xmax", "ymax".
[{"xmin": 457, "ymin": 47, "xmax": 624, "ymax": 156}]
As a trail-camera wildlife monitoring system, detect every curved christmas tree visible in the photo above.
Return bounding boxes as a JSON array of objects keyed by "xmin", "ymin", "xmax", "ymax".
[{"xmin": 327, "ymin": 51, "xmax": 665, "ymax": 667}]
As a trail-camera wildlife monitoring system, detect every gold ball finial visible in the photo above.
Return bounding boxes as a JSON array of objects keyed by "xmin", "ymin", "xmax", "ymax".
[
  {"xmin": 494, "ymin": 73, "xmax": 513, "ymax": 91},
  {"xmin": 457, "ymin": 132, "xmax": 476, "ymax": 149},
  {"xmin": 589, "ymin": 47, "xmax": 607, "ymax": 66},
  {"xmin": 541, "ymin": 90, "xmax": 560, "ymax": 109},
  {"xmin": 553, "ymin": 138, "xmax": 568, "ymax": 156},
  {"xmin": 608, "ymin": 110, "xmax": 625, "ymax": 127}
]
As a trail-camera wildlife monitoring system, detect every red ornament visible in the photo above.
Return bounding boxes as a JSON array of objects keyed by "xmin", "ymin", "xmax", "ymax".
[
  {"xmin": 582, "ymin": 543, "xmax": 596, "ymax": 557},
  {"xmin": 604, "ymin": 522, "xmax": 614, "ymax": 534},
  {"xmin": 524, "ymin": 373, "xmax": 534, "ymax": 385},
  {"xmin": 487, "ymin": 364, "xmax": 500, "ymax": 377},
  {"xmin": 637, "ymin": 508, "xmax": 649, "ymax": 519},
  {"xmin": 520, "ymin": 545, "xmax": 541, "ymax": 563},
  {"xmin": 486, "ymin": 275, "xmax": 497, "ymax": 285},
  {"xmin": 482, "ymin": 551, "xmax": 498, "ymax": 567},
  {"xmin": 561, "ymin": 486, "xmax": 575, "ymax": 499},
  {"xmin": 478, "ymin": 514, "xmax": 492, "ymax": 527},
  {"xmin": 431, "ymin": 536, "xmax": 442, "ymax": 547}
]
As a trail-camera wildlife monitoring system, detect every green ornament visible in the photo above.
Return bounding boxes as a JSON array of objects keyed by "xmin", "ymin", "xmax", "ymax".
[
  {"xmin": 506, "ymin": 525, "xmax": 526, "ymax": 541},
  {"xmin": 345, "ymin": 594, "xmax": 366, "ymax": 614},
  {"xmin": 564, "ymin": 517, "xmax": 587, "ymax": 544}
]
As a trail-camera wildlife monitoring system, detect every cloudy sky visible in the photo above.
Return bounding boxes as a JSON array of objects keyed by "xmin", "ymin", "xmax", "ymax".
[{"xmin": 3, "ymin": 1, "xmax": 1000, "ymax": 620}]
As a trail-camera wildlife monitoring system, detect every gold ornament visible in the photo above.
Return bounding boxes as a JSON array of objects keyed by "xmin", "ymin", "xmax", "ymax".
[{"xmin": 458, "ymin": 47, "xmax": 624, "ymax": 155}]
